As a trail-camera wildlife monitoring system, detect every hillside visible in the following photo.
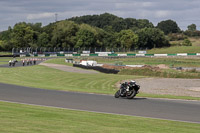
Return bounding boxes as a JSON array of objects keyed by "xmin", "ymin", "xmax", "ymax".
[
  {"xmin": 0, "ymin": 13, "xmax": 200, "ymax": 53},
  {"xmin": 68, "ymin": 13, "xmax": 154, "ymax": 32}
]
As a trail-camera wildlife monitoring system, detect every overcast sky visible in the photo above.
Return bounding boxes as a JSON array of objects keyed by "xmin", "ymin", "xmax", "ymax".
[{"xmin": 1, "ymin": 0, "xmax": 200, "ymax": 31}]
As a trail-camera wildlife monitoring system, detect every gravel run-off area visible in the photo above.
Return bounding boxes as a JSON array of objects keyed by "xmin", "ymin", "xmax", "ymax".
[{"xmin": 135, "ymin": 78, "xmax": 200, "ymax": 97}]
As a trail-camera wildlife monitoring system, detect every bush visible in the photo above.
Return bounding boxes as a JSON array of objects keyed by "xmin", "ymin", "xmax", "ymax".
[
  {"xmin": 182, "ymin": 39, "xmax": 192, "ymax": 46},
  {"xmin": 168, "ymin": 33, "xmax": 186, "ymax": 41},
  {"xmin": 184, "ymin": 30, "xmax": 200, "ymax": 37}
]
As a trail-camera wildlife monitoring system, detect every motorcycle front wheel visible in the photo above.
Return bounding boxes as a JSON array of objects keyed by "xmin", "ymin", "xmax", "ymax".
[
  {"xmin": 114, "ymin": 90, "xmax": 120, "ymax": 98},
  {"xmin": 126, "ymin": 90, "xmax": 136, "ymax": 99}
]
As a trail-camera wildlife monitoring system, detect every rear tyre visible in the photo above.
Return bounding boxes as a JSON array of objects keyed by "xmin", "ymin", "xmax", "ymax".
[
  {"xmin": 126, "ymin": 90, "xmax": 136, "ymax": 99},
  {"xmin": 114, "ymin": 90, "xmax": 120, "ymax": 98}
]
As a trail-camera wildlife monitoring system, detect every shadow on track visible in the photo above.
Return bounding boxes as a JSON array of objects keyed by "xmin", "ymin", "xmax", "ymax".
[{"xmin": 115, "ymin": 97, "xmax": 147, "ymax": 100}]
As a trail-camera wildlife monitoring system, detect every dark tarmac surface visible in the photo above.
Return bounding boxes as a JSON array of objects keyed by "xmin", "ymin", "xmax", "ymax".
[{"xmin": 0, "ymin": 83, "xmax": 200, "ymax": 123}]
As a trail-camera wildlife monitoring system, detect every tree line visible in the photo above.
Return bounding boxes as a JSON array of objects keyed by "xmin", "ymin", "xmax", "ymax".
[{"xmin": 0, "ymin": 13, "xmax": 197, "ymax": 52}]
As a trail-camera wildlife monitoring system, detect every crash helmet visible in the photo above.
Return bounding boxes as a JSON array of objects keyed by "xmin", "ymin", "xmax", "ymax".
[
  {"xmin": 129, "ymin": 80, "xmax": 136, "ymax": 85},
  {"xmin": 130, "ymin": 80, "xmax": 136, "ymax": 83}
]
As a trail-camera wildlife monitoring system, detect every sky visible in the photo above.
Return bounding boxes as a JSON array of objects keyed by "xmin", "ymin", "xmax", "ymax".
[{"xmin": 1, "ymin": 0, "xmax": 200, "ymax": 31}]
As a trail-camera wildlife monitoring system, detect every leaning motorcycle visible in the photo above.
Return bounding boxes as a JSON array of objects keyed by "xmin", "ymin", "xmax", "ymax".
[{"xmin": 114, "ymin": 80, "xmax": 140, "ymax": 99}]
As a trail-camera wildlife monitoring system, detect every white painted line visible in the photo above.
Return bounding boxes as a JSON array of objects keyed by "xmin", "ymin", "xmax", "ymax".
[
  {"xmin": 177, "ymin": 53, "xmax": 187, "ymax": 56},
  {"xmin": 81, "ymin": 54, "xmax": 90, "ymax": 56},
  {"xmin": 118, "ymin": 54, "xmax": 127, "ymax": 56},
  {"xmin": 154, "ymin": 54, "xmax": 168, "ymax": 57},
  {"xmin": 65, "ymin": 54, "xmax": 73, "ymax": 57},
  {"xmin": 136, "ymin": 54, "xmax": 145, "ymax": 56},
  {"xmin": 98, "ymin": 53, "xmax": 108, "ymax": 56},
  {"xmin": 0, "ymin": 100, "xmax": 199, "ymax": 124}
]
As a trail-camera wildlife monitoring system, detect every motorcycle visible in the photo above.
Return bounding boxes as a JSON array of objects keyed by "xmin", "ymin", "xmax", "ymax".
[{"xmin": 114, "ymin": 80, "xmax": 140, "ymax": 99}]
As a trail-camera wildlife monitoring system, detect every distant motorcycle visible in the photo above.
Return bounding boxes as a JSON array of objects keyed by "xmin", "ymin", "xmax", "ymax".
[{"xmin": 115, "ymin": 80, "xmax": 140, "ymax": 99}]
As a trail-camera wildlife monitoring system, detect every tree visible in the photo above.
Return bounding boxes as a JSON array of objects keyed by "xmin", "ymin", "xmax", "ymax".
[
  {"xmin": 51, "ymin": 21, "xmax": 79, "ymax": 48},
  {"xmin": 0, "ymin": 40, "xmax": 4, "ymax": 51},
  {"xmin": 157, "ymin": 20, "xmax": 180, "ymax": 34},
  {"xmin": 136, "ymin": 19, "xmax": 154, "ymax": 29},
  {"xmin": 75, "ymin": 29, "xmax": 95, "ymax": 48},
  {"xmin": 69, "ymin": 13, "xmax": 154, "ymax": 33},
  {"xmin": 117, "ymin": 30, "xmax": 138, "ymax": 49},
  {"xmin": 0, "ymin": 40, "xmax": 13, "ymax": 51},
  {"xmin": 187, "ymin": 24, "xmax": 196, "ymax": 31},
  {"xmin": 38, "ymin": 32, "xmax": 50, "ymax": 47},
  {"xmin": 137, "ymin": 28, "xmax": 170, "ymax": 49},
  {"xmin": 10, "ymin": 22, "xmax": 35, "ymax": 48}
]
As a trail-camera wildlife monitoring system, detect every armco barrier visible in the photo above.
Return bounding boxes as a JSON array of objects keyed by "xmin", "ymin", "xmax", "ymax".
[
  {"xmin": 187, "ymin": 53, "xmax": 197, "ymax": 56},
  {"xmin": 18, "ymin": 53, "xmax": 200, "ymax": 57},
  {"xmin": 145, "ymin": 54, "xmax": 154, "ymax": 56},
  {"xmin": 90, "ymin": 54, "xmax": 98, "ymax": 56},
  {"xmin": 73, "ymin": 54, "xmax": 80, "ymax": 56},
  {"xmin": 167, "ymin": 54, "xmax": 177, "ymax": 56},
  {"xmin": 73, "ymin": 64, "xmax": 119, "ymax": 74},
  {"xmin": 108, "ymin": 54, "xmax": 118, "ymax": 56},
  {"xmin": 127, "ymin": 54, "xmax": 136, "ymax": 56}
]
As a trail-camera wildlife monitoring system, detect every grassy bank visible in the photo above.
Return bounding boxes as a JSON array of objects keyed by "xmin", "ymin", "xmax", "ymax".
[
  {"xmin": 45, "ymin": 57, "xmax": 200, "ymax": 68},
  {"xmin": 147, "ymin": 46, "xmax": 200, "ymax": 54},
  {"xmin": 119, "ymin": 67, "xmax": 200, "ymax": 79},
  {"xmin": 0, "ymin": 65, "xmax": 141, "ymax": 94},
  {"xmin": 0, "ymin": 101, "xmax": 199, "ymax": 133}
]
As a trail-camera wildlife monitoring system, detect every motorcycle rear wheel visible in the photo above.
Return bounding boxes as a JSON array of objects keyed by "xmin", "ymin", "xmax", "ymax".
[{"xmin": 126, "ymin": 90, "xmax": 136, "ymax": 99}]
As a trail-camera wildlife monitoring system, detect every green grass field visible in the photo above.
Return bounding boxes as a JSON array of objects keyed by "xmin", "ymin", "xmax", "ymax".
[
  {"xmin": 0, "ymin": 101, "xmax": 199, "ymax": 133},
  {"xmin": 0, "ymin": 65, "xmax": 141, "ymax": 94}
]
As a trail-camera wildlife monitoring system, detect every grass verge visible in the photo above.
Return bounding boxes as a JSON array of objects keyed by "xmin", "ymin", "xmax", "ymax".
[
  {"xmin": 0, "ymin": 57, "xmax": 23, "ymax": 65},
  {"xmin": 0, "ymin": 101, "xmax": 199, "ymax": 133},
  {"xmin": 84, "ymin": 57, "xmax": 200, "ymax": 67},
  {"xmin": 138, "ymin": 93, "xmax": 200, "ymax": 101},
  {"xmin": 0, "ymin": 52, "xmax": 12, "ymax": 55},
  {"xmin": 147, "ymin": 46, "xmax": 200, "ymax": 54}
]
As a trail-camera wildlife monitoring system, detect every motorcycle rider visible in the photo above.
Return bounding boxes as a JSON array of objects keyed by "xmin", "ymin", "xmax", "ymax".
[
  {"xmin": 129, "ymin": 80, "xmax": 136, "ymax": 87},
  {"xmin": 122, "ymin": 80, "xmax": 137, "ymax": 94},
  {"xmin": 115, "ymin": 80, "xmax": 140, "ymax": 99}
]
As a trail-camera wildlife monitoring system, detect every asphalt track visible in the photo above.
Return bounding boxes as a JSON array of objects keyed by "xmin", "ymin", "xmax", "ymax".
[{"xmin": 0, "ymin": 83, "xmax": 200, "ymax": 123}]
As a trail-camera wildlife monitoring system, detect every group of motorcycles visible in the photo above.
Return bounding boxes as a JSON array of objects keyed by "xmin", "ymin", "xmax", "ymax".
[{"xmin": 114, "ymin": 80, "xmax": 140, "ymax": 99}]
